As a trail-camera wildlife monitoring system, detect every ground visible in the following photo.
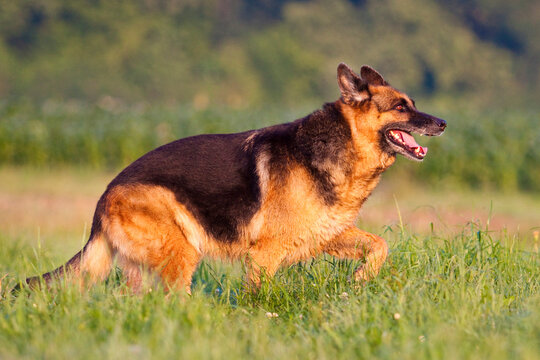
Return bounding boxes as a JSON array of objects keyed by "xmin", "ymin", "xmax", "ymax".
[{"xmin": 0, "ymin": 166, "xmax": 538, "ymax": 359}]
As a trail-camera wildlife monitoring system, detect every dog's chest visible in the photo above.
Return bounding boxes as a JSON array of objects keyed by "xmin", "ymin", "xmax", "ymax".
[
  {"xmin": 260, "ymin": 174, "xmax": 371, "ymax": 257},
  {"xmin": 243, "ymin": 159, "xmax": 388, "ymax": 261}
]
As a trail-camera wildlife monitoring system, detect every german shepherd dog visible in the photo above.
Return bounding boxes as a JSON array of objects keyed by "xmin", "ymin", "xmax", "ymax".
[{"xmin": 23, "ymin": 63, "xmax": 446, "ymax": 292}]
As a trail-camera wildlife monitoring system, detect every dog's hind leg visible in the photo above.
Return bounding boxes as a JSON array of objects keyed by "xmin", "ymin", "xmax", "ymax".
[
  {"xmin": 323, "ymin": 226, "xmax": 388, "ymax": 282},
  {"xmin": 116, "ymin": 256, "xmax": 144, "ymax": 293},
  {"xmin": 105, "ymin": 184, "xmax": 203, "ymax": 294},
  {"xmin": 156, "ymin": 239, "xmax": 201, "ymax": 294}
]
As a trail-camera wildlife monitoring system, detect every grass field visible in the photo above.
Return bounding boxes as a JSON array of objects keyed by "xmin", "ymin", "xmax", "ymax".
[{"xmin": 1, "ymin": 167, "xmax": 539, "ymax": 359}]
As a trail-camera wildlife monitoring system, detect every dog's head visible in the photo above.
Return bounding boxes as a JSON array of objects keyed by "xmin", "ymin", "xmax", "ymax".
[{"xmin": 337, "ymin": 63, "xmax": 446, "ymax": 161}]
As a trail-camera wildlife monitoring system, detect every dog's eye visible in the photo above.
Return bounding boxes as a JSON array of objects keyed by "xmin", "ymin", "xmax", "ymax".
[{"xmin": 394, "ymin": 104, "xmax": 405, "ymax": 112}]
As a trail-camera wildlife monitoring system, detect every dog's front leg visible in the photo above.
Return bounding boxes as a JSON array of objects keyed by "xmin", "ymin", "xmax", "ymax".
[
  {"xmin": 245, "ymin": 239, "xmax": 287, "ymax": 288},
  {"xmin": 323, "ymin": 226, "xmax": 388, "ymax": 282}
]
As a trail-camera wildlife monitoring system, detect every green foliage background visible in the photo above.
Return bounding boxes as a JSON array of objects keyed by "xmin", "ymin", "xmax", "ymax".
[
  {"xmin": 1, "ymin": 102, "xmax": 539, "ymax": 192},
  {"xmin": 0, "ymin": 0, "xmax": 538, "ymax": 191},
  {"xmin": 0, "ymin": 0, "xmax": 538, "ymax": 105}
]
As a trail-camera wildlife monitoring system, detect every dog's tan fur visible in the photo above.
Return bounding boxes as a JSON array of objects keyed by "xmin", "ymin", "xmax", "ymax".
[
  {"xmin": 92, "ymin": 96, "xmax": 399, "ymax": 290},
  {"xmin": 23, "ymin": 63, "xmax": 446, "ymax": 292}
]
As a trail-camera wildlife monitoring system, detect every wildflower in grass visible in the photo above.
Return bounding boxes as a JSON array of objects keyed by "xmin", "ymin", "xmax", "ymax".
[
  {"xmin": 419, "ymin": 335, "xmax": 426, "ymax": 343},
  {"xmin": 393, "ymin": 313, "xmax": 401, "ymax": 320},
  {"xmin": 339, "ymin": 292, "xmax": 349, "ymax": 300},
  {"xmin": 265, "ymin": 312, "xmax": 278, "ymax": 318}
]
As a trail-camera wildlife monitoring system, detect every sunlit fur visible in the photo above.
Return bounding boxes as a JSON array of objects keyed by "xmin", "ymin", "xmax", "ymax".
[{"xmin": 23, "ymin": 63, "xmax": 445, "ymax": 292}]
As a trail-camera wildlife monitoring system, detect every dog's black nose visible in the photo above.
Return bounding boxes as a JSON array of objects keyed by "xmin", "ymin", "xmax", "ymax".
[{"xmin": 437, "ymin": 119, "xmax": 447, "ymax": 130}]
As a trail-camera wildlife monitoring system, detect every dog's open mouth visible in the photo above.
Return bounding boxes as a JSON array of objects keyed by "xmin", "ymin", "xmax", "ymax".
[{"xmin": 386, "ymin": 130, "xmax": 427, "ymax": 160}]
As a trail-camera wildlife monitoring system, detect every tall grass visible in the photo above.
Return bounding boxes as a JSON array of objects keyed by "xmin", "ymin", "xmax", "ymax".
[
  {"xmin": 1, "ymin": 225, "xmax": 539, "ymax": 359},
  {"xmin": 0, "ymin": 101, "xmax": 539, "ymax": 191}
]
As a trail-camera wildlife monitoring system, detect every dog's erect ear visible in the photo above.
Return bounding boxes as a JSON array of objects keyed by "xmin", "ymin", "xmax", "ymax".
[
  {"xmin": 360, "ymin": 65, "xmax": 387, "ymax": 86},
  {"xmin": 337, "ymin": 63, "xmax": 370, "ymax": 105}
]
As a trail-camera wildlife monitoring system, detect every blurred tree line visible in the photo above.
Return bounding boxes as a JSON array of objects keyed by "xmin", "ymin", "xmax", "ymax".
[{"xmin": 0, "ymin": 0, "xmax": 538, "ymax": 107}]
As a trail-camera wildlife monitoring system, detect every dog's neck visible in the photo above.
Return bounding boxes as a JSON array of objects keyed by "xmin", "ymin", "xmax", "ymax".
[
  {"xmin": 337, "ymin": 100, "xmax": 396, "ymax": 171},
  {"xmin": 289, "ymin": 101, "xmax": 396, "ymax": 210},
  {"xmin": 335, "ymin": 101, "xmax": 396, "ymax": 208}
]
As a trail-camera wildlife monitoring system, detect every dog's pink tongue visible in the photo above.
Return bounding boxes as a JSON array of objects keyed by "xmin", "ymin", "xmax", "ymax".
[{"xmin": 398, "ymin": 131, "xmax": 428, "ymax": 155}]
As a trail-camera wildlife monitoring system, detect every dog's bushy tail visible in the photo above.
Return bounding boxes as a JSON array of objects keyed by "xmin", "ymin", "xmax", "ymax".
[{"xmin": 20, "ymin": 232, "xmax": 113, "ymax": 291}]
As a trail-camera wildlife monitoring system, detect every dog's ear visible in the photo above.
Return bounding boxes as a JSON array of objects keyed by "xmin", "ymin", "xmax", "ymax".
[
  {"xmin": 337, "ymin": 63, "xmax": 370, "ymax": 105},
  {"xmin": 360, "ymin": 65, "xmax": 387, "ymax": 86}
]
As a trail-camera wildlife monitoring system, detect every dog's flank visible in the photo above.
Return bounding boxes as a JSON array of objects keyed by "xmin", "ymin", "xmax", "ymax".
[{"xmin": 20, "ymin": 63, "xmax": 446, "ymax": 292}]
